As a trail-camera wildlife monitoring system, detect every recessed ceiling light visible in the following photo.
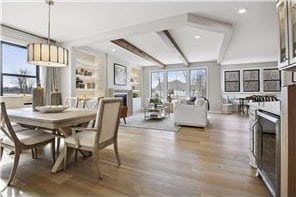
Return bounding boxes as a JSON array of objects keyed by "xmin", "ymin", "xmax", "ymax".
[
  {"xmin": 238, "ymin": 8, "xmax": 247, "ymax": 14},
  {"xmin": 194, "ymin": 35, "xmax": 201, "ymax": 39},
  {"xmin": 112, "ymin": 49, "xmax": 116, "ymax": 52}
]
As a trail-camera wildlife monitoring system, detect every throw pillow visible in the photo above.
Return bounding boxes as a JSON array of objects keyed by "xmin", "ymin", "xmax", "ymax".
[
  {"xmin": 189, "ymin": 96, "xmax": 197, "ymax": 102},
  {"xmin": 195, "ymin": 98, "xmax": 205, "ymax": 107}
]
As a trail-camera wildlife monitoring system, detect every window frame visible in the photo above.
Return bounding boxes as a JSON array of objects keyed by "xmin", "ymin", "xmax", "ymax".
[
  {"xmin": 149, "ymin": 67, "xmax": 208, "ymax": 101},
  {"xmin": 263, "ymin": 68, "xmax": 281, "ymax": 92},
  {"xmin": 0, "ymin": 41, "xmax": 40, "ymax": 96},
  {"xmin": 243, "ymin": 69, "xmax": 260, "ymax": 92},
  {"xmin": 224, "ymin": 70, "xmax": 240, "ymax": 92},
  {"xmin": 150, "ymin": 71, "xmax": 165, "ymax": 99},
  {"xmin": 167, "ymin": 69, "xmax": 188, "ymax": 100},
  {"xmin": 189, "ymin": 68, "xmax": 207, "ymax": 97}
]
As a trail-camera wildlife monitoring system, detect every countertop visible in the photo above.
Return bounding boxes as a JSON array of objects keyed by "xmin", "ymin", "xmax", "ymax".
[{"xmin": 249, "ymin": 101, "xmax": 281, "ymax": 116}]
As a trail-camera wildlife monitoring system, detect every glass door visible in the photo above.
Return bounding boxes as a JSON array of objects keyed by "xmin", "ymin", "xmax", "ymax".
[
  {"xmin": 277, "ymin": 0, "xmax": 290, "ymax": 68},
  {"xmin": 256, "ymin": 111, "xmax": 281, "ymax": 197},
  {"xmin": 289, "ymin": 0, "xmax": 296, "ymax": 65}
]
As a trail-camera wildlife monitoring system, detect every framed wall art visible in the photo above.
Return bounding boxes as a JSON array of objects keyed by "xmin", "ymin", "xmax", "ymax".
[{"xmin": 114, "ymin": 63, "xmax": 127, "ymax": 85}]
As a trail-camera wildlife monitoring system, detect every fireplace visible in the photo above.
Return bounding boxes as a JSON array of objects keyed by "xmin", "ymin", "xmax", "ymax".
[{"xmin": 114, "ymin": 93, "xmax": 127, "ymax": 107}]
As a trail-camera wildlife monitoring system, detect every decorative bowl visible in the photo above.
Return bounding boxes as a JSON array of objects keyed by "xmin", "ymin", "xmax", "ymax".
[{"xmin": 35, "ymin": 105, "xmax": 68, "ymax": 113}]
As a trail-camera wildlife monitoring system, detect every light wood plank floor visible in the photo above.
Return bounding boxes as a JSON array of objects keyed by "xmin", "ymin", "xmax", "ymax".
[{"xmin": 0, "ymin": 113, "xmax": 269, "ymax": 197}]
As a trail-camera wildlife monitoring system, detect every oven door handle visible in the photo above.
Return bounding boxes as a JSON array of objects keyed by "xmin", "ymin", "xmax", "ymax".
[{"xmin": 257, "ymin": 111, "xmax": 279, "ymax": 123}]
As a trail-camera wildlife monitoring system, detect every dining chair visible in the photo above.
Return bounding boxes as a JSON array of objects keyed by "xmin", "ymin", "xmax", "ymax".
[
  {"xmin": 64, "ymin": 97, "xmax": 79, "ymax": 108},
  {"xmin": 63, "ymin": 98, "xmax": 122, "ymax": 180},
  {"xmin": 0, "ymin": 102, "xmax": 55, "ymax": 186}
]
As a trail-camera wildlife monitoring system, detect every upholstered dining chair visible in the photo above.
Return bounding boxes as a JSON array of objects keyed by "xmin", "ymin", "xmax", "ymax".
[
  {"xmin": 64, "ymin": 97, "xmax": 79, "ymax": 108},
  {"xmin": 63, "ymin": 98, "xmax": 122, "ymax": 180},
  {"xmin": 0, "ymin": 102, "xmax": 55, "ymax": 186}
]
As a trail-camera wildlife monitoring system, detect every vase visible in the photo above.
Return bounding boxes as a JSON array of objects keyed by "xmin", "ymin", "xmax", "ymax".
[
  {"xmin": 32, "ymin": 83, "xmax": 45, "ymax": 111},
  {"xmin": 50, "ymin": 88, "xmax": 62, "ymax": 105}
]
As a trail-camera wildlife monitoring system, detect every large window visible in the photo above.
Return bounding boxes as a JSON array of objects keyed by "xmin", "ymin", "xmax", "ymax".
[
  {"xmin": 167, "ymin": 70, "xmax": 187, "ymax": 99},
  {"xmin": 150, "ymin": 68, "xmax": 207, "ymax": 100},
  {"xmin": 151, "ymin": 71, "xmax": 165, "ymax": 99},
  {"xmin": 1, "ymin": 42, "xmax": 39, "ymax": 97},
  {"xmin": 190, "ymin": 69, "xmax": 207, "ymax": 97}
]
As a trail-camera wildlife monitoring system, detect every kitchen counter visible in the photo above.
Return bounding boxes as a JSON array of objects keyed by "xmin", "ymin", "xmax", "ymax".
[{"xmin": 249, "ymin": 101, "xmax": 281, "ymax": 116}]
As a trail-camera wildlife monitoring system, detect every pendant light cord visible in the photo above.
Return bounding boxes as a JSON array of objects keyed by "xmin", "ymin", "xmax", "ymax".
[{"xmin": 48, "ymin": 1, "xmax": 51, "ymax": 45}]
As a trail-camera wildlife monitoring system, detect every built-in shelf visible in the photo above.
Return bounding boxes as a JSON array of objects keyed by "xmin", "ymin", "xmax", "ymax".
[
  {"xmin": 77, "ymin": 65, "xmax": 99, "ymax": 71},
  {"xmin": 76, "ymin": 75, "xmax": 96, "ymax": 80},
  {"xmin": 76, "ymin": 88, "xmax": 96, "ymax": 91}
]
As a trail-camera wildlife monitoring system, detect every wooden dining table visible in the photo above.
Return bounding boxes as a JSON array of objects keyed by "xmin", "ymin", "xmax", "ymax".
[{"xmin": 7, "ymin": 107, "xmax": 97, "ymax": 172}]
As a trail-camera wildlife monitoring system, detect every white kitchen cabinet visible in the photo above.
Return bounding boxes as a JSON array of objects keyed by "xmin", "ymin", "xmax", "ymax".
[{"xmin": 132, "ymin": 98, "xmax": 142, "ymax": 112}]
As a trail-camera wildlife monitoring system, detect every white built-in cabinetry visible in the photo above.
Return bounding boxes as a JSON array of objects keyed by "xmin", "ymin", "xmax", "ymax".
[
  {"xmin": 132, "ymin": 97, "xmax": 142, "ymax": 112},
  {"xmin": 73, "ymin": 48, "xmax": 106, "ymax": 99},
  {"xmin": 277, "ymin": 0, "xmax": 296, "ymax": 70},
  {"xmin": 131, "ymin": 67, "xmax": 142, "ymax": 112}
]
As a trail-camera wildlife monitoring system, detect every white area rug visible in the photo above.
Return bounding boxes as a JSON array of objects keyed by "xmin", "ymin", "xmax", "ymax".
[{"xmin": 120, "ymin": 112, "xmax": 181, "ymax": 132}]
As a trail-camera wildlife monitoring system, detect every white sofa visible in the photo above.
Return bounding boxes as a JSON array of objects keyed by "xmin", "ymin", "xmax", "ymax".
[{"xmin": 174, "ymin": 100, "xmax": 208, "ymax": 128}]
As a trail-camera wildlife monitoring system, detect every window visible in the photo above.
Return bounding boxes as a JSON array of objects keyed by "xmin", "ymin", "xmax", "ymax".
[
  {"xmin": 224, "ymin": 70, "xmax": 240, "ymax": 92},
  {"xmin": 263, "ymin": 69, "xmax": 281, "ymax": 92},
  {"xmin": 243, "ymin": 69, "xmax": 260, "ymax": 92},
  {"xmin": 167, "ymin": 70, "xmax": 187, "ymax": 99},
  {"xmin": 1, "ymin": 42, "xmax": 39, "ymax": 97},
  {"xmin": 150, "ymin": 68, "xmax": 208, "ymax": 101},
  {"xmin": 151, "ymin": 71, "xmax": 165, "ymax": 99},
  {"xmin": 190, "ymin": 69, "xmax": 207, "ymax": 97}
]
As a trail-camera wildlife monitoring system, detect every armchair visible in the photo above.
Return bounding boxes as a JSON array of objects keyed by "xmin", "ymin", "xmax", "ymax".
[{"xmin": 174, "ymin": 98, "xmax": 208, "ymax": 128}]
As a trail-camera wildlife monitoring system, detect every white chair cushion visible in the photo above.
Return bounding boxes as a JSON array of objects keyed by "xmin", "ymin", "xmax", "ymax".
[
  {"xmin": 64, "ymin": 130, "xmax": 96, "ymax": 147},
  {"xmin": 1, "ymin": 129, "xmax": 54, "ymax": 146}
]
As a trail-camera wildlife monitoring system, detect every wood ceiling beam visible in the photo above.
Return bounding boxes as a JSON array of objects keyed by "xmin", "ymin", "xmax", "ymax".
[
  {"xmin": 157, "ymin": 30, "xmax": 190, "ymax": 66},
  {"xmin": 111, "ymin": 39, "xmax": 166, "ymax": 68}
]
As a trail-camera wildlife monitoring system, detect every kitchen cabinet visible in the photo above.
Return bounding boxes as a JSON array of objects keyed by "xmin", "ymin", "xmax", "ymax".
[
  {"xmin": 277, "ymin": 0, "xmax": 296, "ymax": 70},
  {"xmin": 132, "ymin": 97, "xmax": 142, "ymax": 112}
]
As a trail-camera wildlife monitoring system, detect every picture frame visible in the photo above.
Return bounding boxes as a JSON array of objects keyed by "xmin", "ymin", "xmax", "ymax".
[
  {"xmin": 114, "ymin": 63, "xmax": 127, "ymax": 85},
  {"xmin": 224, "ymin": 70, "xmax": 240, "ymax": 92}
]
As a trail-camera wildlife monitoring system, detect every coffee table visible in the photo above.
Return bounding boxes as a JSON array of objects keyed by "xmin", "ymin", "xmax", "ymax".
[{"xmin": 144, "ymin": 105, "xmax": 169, "ymax": 120}]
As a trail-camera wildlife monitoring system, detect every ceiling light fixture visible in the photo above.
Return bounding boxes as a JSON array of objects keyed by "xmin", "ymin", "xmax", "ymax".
[
  {"xmin": 194, "ymin": 35, "xmax": 201, "ymax": 39},
  {"xmin": 238, "ymin": 8, "xmax": 247, "ymax": 14},
  {"xmin": 27, "ymin": 0, "xmax": 68, "ymax": 67},
  {"xmin": 112, "ymin": 49, "xmax": 116, "ymax": 52}
]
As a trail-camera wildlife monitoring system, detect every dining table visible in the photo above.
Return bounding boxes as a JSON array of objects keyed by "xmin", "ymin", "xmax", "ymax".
[{"xmin": 7, "ymin": 107, "xmax": 97, "ymax": 172}]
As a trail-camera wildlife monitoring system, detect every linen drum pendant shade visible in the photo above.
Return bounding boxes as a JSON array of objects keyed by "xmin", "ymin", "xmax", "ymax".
[
  {"xmin": 27, "ymin": 43, "xmax": 68, "ymax": 67},
  {"xmin": 27, "ymin": 0, "xmax": 68, "ymax": 67}
]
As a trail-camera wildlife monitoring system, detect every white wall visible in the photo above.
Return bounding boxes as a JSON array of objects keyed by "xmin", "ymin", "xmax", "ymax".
[
  {"xmin": 143, "ymin": 61, "xmax": 222, "ymax": 113},
  {"xmin": 106, "ymin": 54, "xmax": 134, "ymax": 91}
]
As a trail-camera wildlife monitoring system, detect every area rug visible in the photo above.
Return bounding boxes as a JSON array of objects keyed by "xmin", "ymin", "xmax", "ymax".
[{"xmin": 120, "ymin": 112, "xmax": 181, "ymax": 132}]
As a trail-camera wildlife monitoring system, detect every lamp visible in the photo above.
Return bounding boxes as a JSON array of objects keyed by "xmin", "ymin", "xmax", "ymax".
[{"xmin": 27, "ymin": 0, "xmax": 68, "ymax": 67}]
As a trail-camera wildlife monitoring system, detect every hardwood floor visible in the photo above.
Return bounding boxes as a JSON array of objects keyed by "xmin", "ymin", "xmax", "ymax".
[{"xmin": 0, "ymin": 113, "xmax": 269, "ymax": 197}]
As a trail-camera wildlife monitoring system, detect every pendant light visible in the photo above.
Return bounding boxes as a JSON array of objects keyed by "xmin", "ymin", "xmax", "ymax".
[{"xmin": 27, "ymin": 0, "xmax": 68, "ymax": 67}]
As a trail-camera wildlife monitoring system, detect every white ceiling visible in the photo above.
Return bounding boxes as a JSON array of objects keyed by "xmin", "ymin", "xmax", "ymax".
[
  {"xmin": 1, "ymin": 1, "xmax": 278, "ymax": 66},
  {"xmin": 169, "ymin": 27, "xmax": 224, "ymax": 63}
]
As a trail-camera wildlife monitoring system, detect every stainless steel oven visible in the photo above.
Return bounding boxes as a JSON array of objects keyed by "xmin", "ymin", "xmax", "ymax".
[{"xmin": 253, "ymin": 110, "xmax": 281, "ymax": 197}]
